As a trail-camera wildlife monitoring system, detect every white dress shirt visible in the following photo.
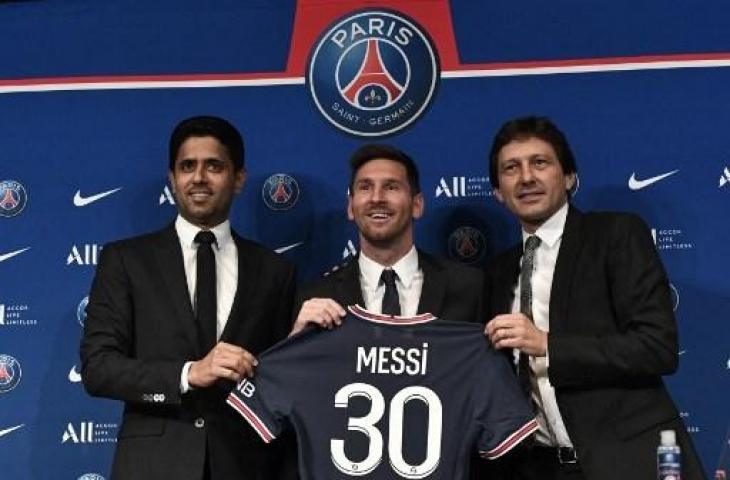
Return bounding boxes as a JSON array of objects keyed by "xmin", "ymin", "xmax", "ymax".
[
  {"xmin": 175, "ymin": 215, "xmax": 239, "ymax": 392},
  {"xmin": 358, "ymin": 246, "xmax": 423, "ymax": 317},
  {"xmin": 510, "ymin": 202, "xmax": 574, "ymax": 448}
]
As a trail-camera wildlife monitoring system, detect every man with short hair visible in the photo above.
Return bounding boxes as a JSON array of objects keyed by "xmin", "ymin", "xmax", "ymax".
[
  {"xmin": 291, "ymin": 143, "xmax": 484, "ymax": 333},
  {"xmin": 483, "ymin": 116, "xmax": 705, "ymax": 479},
  {"xmin": 81, "ymin": 115, "xmax": 295, "ymax": 480}
]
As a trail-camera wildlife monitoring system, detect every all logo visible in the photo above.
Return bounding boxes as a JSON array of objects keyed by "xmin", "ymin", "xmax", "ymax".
[
  {"xmin": 159, "ymin": 184, "xmax": 175, "ymax": 205},
  {"xmin": 0, "ymin": 180, "xmax": 28, "ymax": 217},
  {"xmin": 0, "ymin": 303, "xmax": 36, "ymax": 327},
  {"xmin": 262, "ymin": 174, "xmax": 300, "ymax": 211},
  {"xmin": 308, "ymin": 9, "xmax": 439, "ymax": 137},
  {"xmin": 447, "ymin": 227, "xmax": 487, "ymax": 265},
  {"xmin": 62, "ymin": 421, "xmax": 117, "ymax": 444},
  {"xmin": 67, "ymin": 244, "xmax": 102, "ymax": 266},
  {"xmin": 435, "ymin": 176, "xmax": 492, "ymax": 199},
  {"xmin": 0, "ymin": 354, "xmax": 22, "ymax": 393}
]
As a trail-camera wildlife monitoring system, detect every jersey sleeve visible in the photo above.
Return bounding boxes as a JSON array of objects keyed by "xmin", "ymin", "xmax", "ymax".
[
  {"xmin": 474, "ymin": 347, "xmax": 538, "ymax": 459},
  {"xmin": 226, "ymin": 335, "xmax": 304, "ymax": 443}
]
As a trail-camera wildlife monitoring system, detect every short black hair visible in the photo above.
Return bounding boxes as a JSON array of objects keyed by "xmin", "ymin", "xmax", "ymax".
[
  {"xmin": 168, "ymin": 115, "xmax": 244, "ymax": 171},
  {"xmin": 488, "ymin": 116, "xmax": 577, "ymax": 189},
  {"xmin": 349, "ymin": 144, "xmax": 421, "ymax": 195}
]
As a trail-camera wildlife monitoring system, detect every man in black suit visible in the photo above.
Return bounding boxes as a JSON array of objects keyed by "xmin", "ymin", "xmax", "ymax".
[
  {"xmin": 483, "ymin": 116, "xmax": 705, "ymax": 479},
  {"xmin": 80, "ymin": 116, "xmax": 295, "ymax": 480},
  {"xmin": 291, "ymin": 143, "xmax": 483, "ymax": 335}
]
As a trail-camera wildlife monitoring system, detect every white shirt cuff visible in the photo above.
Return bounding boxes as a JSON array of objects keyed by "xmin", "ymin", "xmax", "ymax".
[{"xmin": 180, "ymin": 361, "xmax": 194, "ymax": 393}]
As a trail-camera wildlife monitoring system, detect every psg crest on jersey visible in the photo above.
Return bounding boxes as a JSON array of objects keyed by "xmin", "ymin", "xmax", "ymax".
[
  {"xmin": 0, "ymin": 180, "xmax": 28, "ymax": 218},
  {"xmin": 262, "ymin": 174, "xmax": 300, "ymax": 211},
  {"xmin": 307, "ymin": 9, "xmax": 440, "ymax": 137},
  {"xmin": 0, "ymin": 354, "xmax": 22, "ymax": 393}
]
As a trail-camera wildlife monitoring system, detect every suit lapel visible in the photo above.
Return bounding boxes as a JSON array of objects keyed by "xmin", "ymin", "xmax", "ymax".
[
  {"xmin": 549, "ymin": 205, "xmax": 583, "ymax": 332},
  {"xmin": 220, "ymin": 233, "xmax": 257, "ymax": 343},
  {"xmin": 416, "ymin": 250, "xmax": 446, "ymax": 315},
  {"xmin": 335, "ymin": 259, "xmax": 366, "ymax": 308},
  {"xmin": 154, "ymin": 224, "xmax": 201, "ymax": 356}
]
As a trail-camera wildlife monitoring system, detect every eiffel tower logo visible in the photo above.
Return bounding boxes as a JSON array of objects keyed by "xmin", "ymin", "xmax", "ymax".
[{"xmin": 342, "ymin": 39, "xmax": 404, "ymax": 107}]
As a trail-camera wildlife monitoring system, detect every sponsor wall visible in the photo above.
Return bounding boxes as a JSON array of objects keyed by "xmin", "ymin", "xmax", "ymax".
[{"xmin": 1, "ymin": 1, "xmax": 729, "ymax": 478}]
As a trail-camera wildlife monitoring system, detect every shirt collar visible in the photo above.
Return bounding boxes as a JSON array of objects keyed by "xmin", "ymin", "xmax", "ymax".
[
  {"xmin": 175, "ymin": 215, "xmax": 233, "ymax": 251},
  {"xmin": 522, "ymin": 202, "xmax": 569, "ymax": 249},
  {"xmin": 358, "ymin": 245, "xmax": 419, "ymax": 288}
]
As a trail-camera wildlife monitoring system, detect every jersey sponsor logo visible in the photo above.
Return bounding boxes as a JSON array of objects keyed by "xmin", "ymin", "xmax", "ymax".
[
  {"xmin": 448, "ymin": 226, "xmax": 487, "ymax": 265},
  {"xmin": 628, "ymin": 169, "xmax": 679, "ymax": 190},
  {"xmin": 0, "ymin": 424, "xmax": 24, "ymax": 438},
  {"xmin": 0, "ymin": 355, "xmax": 22, "ymax": 393},
  {"xmin": 72, "ymin": 187, "xmax": 121, "ymax": 207},
  {"xmin": 0, "ymin": 180, "xmax": 28, "ymax": 217},
  {"xmin": 307, "ymin": 9, "xmax": 439, "ymax": 137},
  {"xmin": 262, "ymin": 174, "xmax": 300, "ymax": 211},
  {"xmin": 77, "ymin": 296, "xmax": 89, "ymax": 326}
]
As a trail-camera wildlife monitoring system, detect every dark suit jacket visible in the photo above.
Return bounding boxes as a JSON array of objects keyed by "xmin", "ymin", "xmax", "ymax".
[
  {"xmin": 485, "ymin": 206, "xmax": 705, "ymax": 480},
  {"xmin": 80, "ymin": 224, "xmax": 296, "ymax": 480},
  {"xmin": 295, "ymin": 249, "xmax": 485, "ymax": 323}
]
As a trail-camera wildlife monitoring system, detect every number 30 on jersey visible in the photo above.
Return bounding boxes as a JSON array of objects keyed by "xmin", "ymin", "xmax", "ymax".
[{"xmin": 330, "ymin": 382, "xmax": 443, "ymax": 479}]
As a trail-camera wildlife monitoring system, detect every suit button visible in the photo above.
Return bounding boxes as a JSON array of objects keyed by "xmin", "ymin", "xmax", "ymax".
[{"xmin": 194, "ymin": 417, "xmax": 205, "ymax": 428}]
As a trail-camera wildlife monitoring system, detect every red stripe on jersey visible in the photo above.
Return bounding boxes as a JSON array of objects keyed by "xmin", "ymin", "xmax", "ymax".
[
  {"xmin": 480, "ymin": 418, "xmax": 539, "ymax": 459},
  {"xmin": 348, "ymin": 305, "xmax": 436, "ymax": 325},
  {"xmin": 226, "ymin": 394, "xmax": 275, "ymax": 443}
]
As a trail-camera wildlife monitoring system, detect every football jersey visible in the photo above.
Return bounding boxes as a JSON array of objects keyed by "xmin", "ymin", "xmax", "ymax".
[{"xmin": 227, "ymin": 305, "xmax": 537, "ymax": 480}]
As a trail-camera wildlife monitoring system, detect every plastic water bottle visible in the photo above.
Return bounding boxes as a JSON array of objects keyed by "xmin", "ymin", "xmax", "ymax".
[{"xmin": 658, "ymin": 429, "xmax": 682, "ymax": 480}]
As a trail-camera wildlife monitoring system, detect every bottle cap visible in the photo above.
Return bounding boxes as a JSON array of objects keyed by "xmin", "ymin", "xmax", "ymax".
[{"xmin": 660, "ymin": 429, "xmax": 677, "ymax": 446}]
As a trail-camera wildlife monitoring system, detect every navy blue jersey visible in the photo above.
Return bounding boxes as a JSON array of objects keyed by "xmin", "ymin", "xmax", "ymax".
[{"xmin": 228, "ymin": 305, "xmax": 537, "ymax": 480}]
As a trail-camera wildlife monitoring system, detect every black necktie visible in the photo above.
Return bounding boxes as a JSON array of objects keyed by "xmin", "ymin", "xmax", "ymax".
[
  {"xmin": 518, "ymin": 235, "xmax": 541, "ymax": 395},
  {"xmin": 195, "ymin": 230, "xmax": 217, "ymax": 353},
  {"xmin": 380, "ymin": 269, "xmax": 401, "ymax": 316}
]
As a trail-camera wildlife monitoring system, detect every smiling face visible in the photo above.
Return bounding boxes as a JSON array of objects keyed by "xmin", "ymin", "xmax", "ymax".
[
  {"xmin": 494, "ymin": 136, "xmax": 575, "ymax": 232},
  {"xmin": 168, "ymin": 136, "xmax": 245, "ymax": 228},
  {"xmin": 347, "ymin": 158, "xmax": 423, "ymax": 260}
]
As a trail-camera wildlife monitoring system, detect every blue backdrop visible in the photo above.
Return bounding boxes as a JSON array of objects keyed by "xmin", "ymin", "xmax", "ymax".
[{"xmin": 0, "ymin": 1, "xmax": 728, "ymax": 479}]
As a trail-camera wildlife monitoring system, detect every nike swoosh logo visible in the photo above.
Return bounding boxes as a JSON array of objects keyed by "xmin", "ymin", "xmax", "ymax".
[
  {"xmin": 0, "ymin": 247, "xmax": 30, "ymax": 263},
  {"xmin": 73, "ymin": 187, "xmax": 122, "ymax": 207},
  {"xmin": 628, "ymin": 170, "xmax": 679, "ymax": 190},
  {"xmin": 274, "ymin": 242, "xmax": 303, "ymax": 254},
  {"xmin": 68, "ymin": 366, "xmax": 82, "ymax": 383},
  {"xmin": 0, "ymin": 424, "xmax": 24, "ymax": 438}
]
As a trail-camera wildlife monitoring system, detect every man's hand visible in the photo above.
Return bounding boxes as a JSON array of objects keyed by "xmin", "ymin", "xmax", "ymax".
[
  {"xmin": 188, "ymin": 342, "xmax": 257, "ymax": 388},
  {"xmin": 485, "ymin": 313, "xmax": 548, "ymax": 357},
  {"xmin": 289, "ymin": 298, "xmax": 346, "ymax": 336}
]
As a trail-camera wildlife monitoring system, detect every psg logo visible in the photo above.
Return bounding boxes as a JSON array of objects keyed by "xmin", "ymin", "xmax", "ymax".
[
  {"xmin": 77, "ymin": 296, "xmax": 89, "ymax": 327},
  {"xmin": 0, "ymin": 354, "xmax": 22, "ymax": 393},
  {"xmin": 448, "ymin": 227, "xmax": 487, "ymax": 265},
  {"xmin": 307, "ymin": 9, "xmax": 439, "ymax": 137},
  {"xmin": 0, "ymin": 180, "xmax": 28, "ymax": 218},
  {"xmin": 262, "ymin": 174, "xmax": 300, "ymax": 211}
]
